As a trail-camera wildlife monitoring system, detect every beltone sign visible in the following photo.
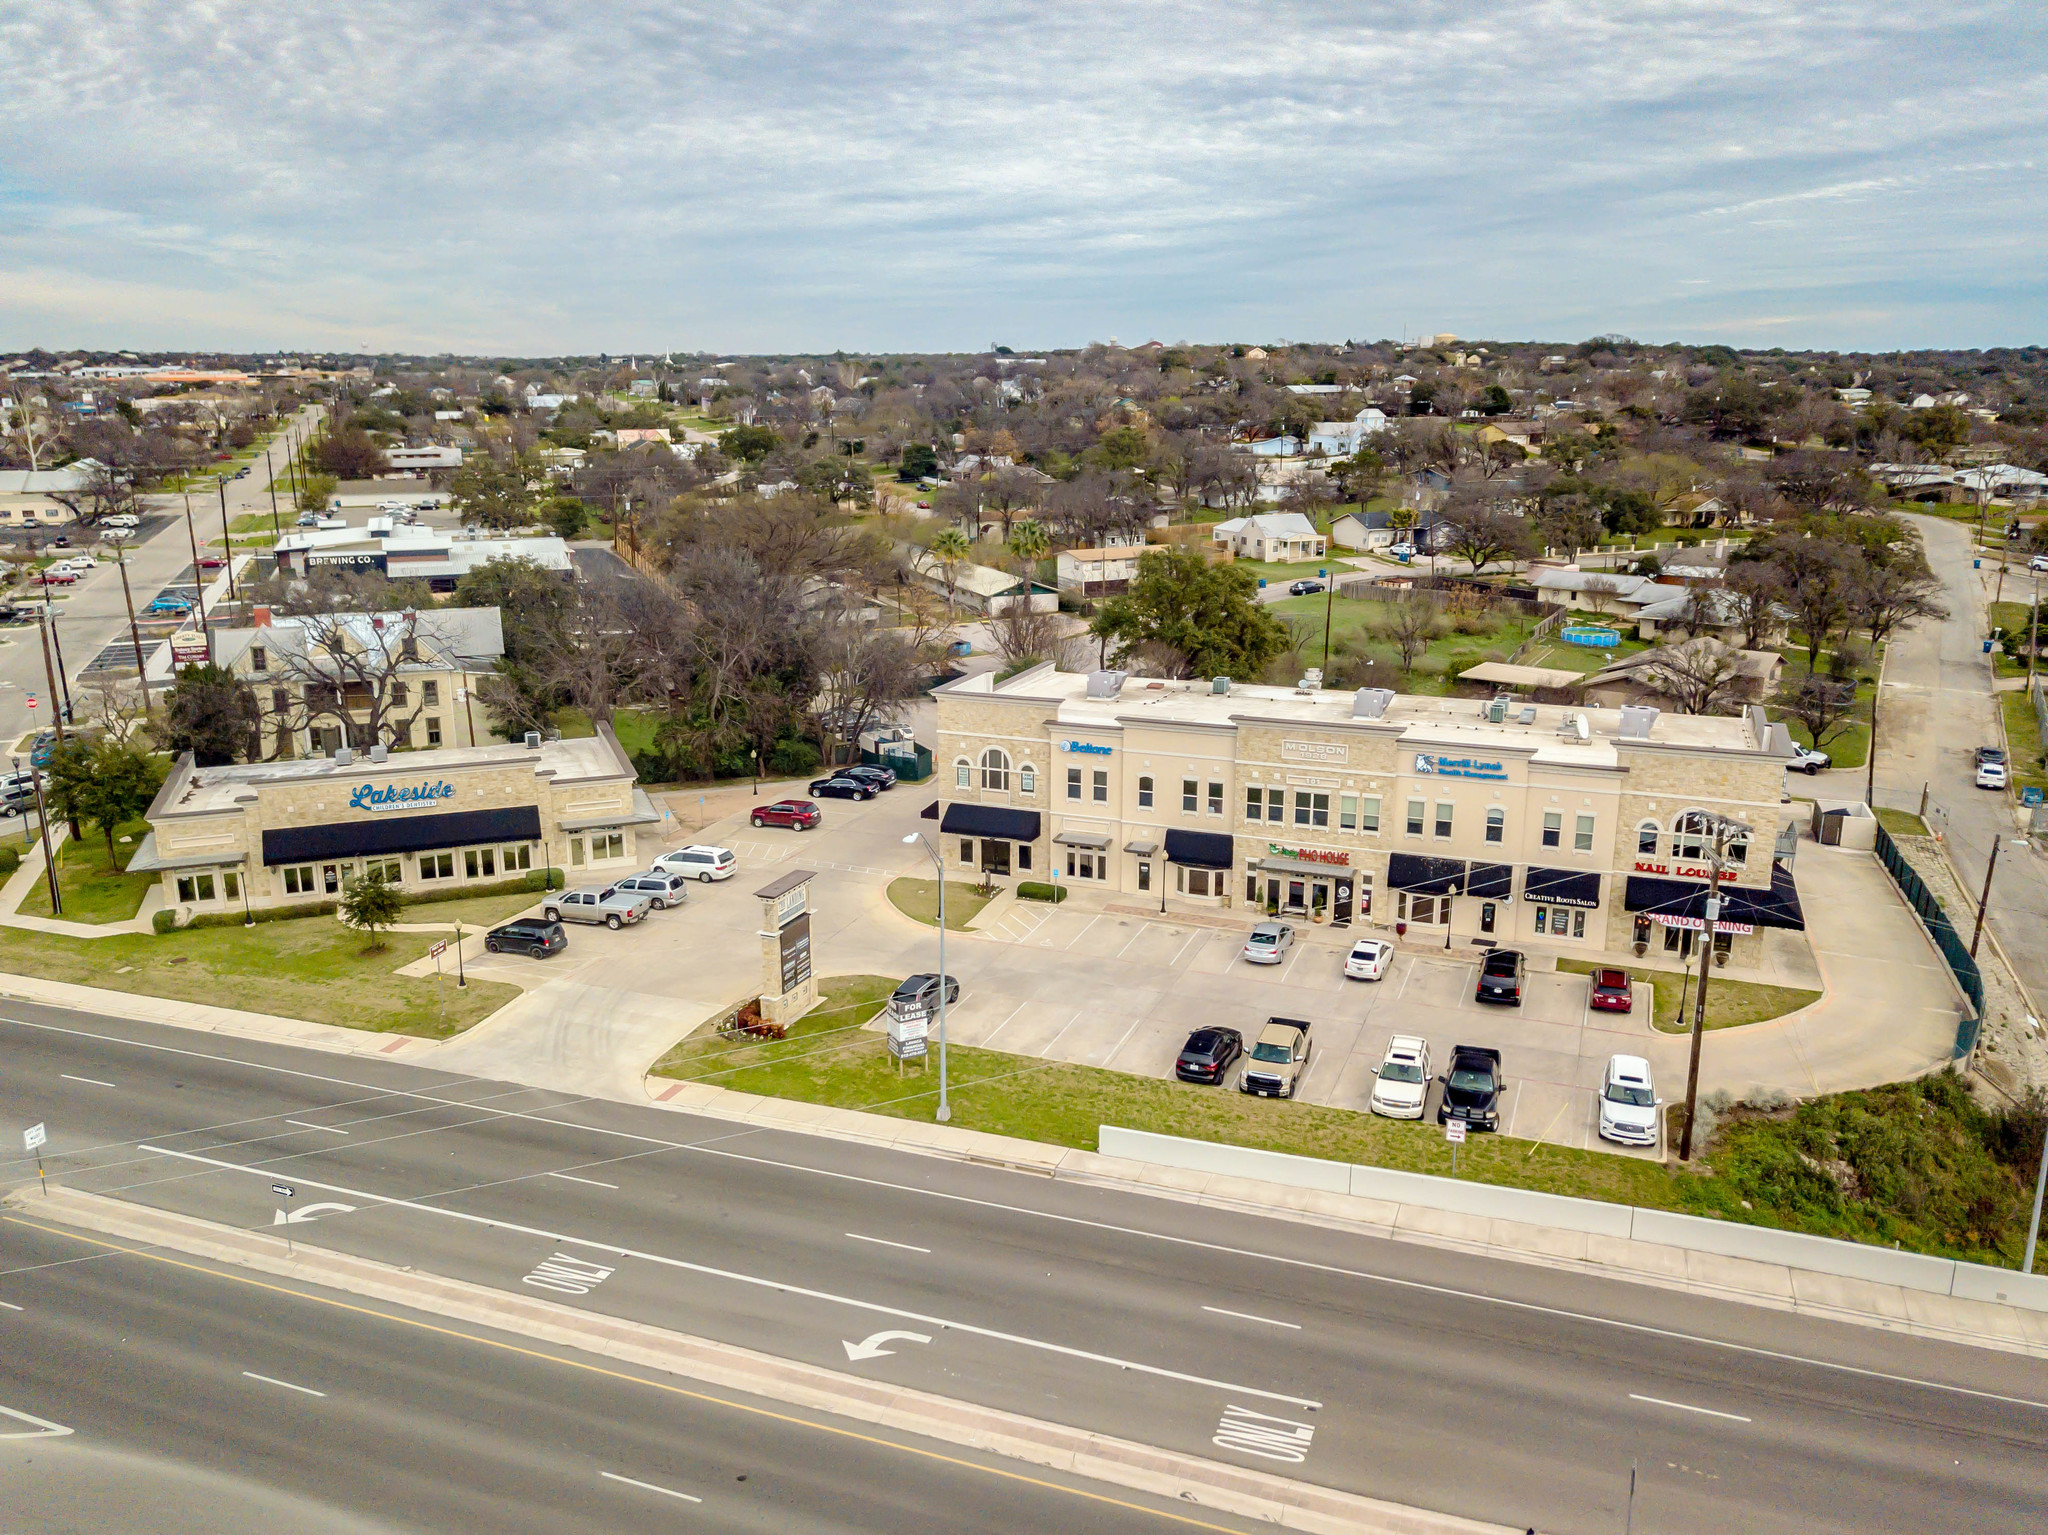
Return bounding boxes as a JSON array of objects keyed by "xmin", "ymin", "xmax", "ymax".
[{"xmin": 349, "ymin": 779, "xmax": 458, "ymax": 813}]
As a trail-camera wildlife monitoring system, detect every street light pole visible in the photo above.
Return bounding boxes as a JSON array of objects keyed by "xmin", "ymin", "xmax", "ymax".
[
  {"xmin": 2025, "ymin": 1116, "xmax": 2048, "ymax": 1275},
  {"xmin": 218, "ymin": 477, "xmax": 239, "ymax": 604},
  {"xmin": 1864, "ymin": 679, "xmax": 1878, "ymax": 809},
  {"xmin": 1679, "ymin": 817, "xmax": 1748, "ymax": 1162},
  {"xmin": 115, "ymin": 545, "xmax": 151, "ymax": 716},
  {"xmin": 903, "ymin": 832, "xmax": 951, "ymax": 1123}
]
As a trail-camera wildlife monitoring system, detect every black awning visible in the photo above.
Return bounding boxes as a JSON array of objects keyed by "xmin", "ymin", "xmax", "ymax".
[
  {"xmin": 920, "ymin": 800, "xmax": 938, "ymax": 820},
  {"xmin": 1523, "ymin": 867, "xmax": 1603, "ymax": 908},
  {"xmin": 1164, "ymin": 828, "xmax": 1236, "ymax": 869},
  {"xmin": 1386, "ymin": 852, "xmax": 1466, "ymax": 895},
  {"xmin": 1624, "ymin": 862, "xmax": 1804, "ymax": 930},
  {"xmin": 262, "ymin": 805, "xmax": 542, "ymax": 867},
  {"xmin": 939, "ymin": 803, "xmax": 1042, "ymax": 841},
  {"xmin": 1465, "ymin": 862, "xmax": 1514, "ymax": 899}
]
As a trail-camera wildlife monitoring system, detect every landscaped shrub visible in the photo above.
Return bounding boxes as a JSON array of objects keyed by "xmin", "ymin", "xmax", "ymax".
[
  {"xmin": 770, "ymin": 738, "xmax": 821, "ymax": 776},
  {"xmin": 152, "ymin": 909, "xmax": 178, "ymax": 934},
  {"xmin": 1017, "ymin": 881, "xmax": 1068, "ymax": 903},
  {"xmin": 407, "ymin": 872, "xmax": 557, "ymax": 906},
  {"xmin": 0, "ymin": 846, "xmax": 18, "ymax": 876},
  {"xmin": 186, "ymin": 899, "xmax": 337, "ymax": 929}
]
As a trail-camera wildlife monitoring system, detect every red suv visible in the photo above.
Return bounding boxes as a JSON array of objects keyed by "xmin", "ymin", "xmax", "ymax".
[
  {"xmin": 750, "ymin": 799, "xmax": 821, "ymax": 830},
  {"xmin": 1588, "ymin": 967, "xmax": 1634, "ymax": 1013}
]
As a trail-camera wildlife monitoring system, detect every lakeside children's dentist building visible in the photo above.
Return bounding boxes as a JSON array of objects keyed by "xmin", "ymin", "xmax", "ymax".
[{"xmin": 129, "ymin": 723, "xmax": 666, "ymax": 917}]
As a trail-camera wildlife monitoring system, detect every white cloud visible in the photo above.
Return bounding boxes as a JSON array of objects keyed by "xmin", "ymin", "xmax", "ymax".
[{"xmin": 0, "ymin": 0, "xmax": 2042, "ymax": 351}]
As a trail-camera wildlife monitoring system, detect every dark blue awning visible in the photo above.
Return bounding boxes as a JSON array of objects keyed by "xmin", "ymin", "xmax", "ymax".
[
  {"xmin": 1624, "ymin": 862, "xmax": 1803, "ymax": 930},
  {"xmin": 1523, "ymin": 868, "xmax": 1602, "ymax": 908},
  {"xmin": 262, "ymin": 805, "xmax": 541, "ymax": 867},
  {"xmin": 1164, "ymin": 829, "xmax": 1236, "ymax": 869},
  {"xmin": 1386, "ymin": 853, "xmax": 1466, "ymax": 894},
  {"xmin": 939, "ymin": 803, "xmax": 1041, "ymax": 841}
]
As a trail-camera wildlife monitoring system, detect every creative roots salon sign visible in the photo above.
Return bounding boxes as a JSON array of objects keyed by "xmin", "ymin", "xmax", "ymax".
[{"xmin": 350, "ymin": 779, "xmax": 459, "ymax": 813}]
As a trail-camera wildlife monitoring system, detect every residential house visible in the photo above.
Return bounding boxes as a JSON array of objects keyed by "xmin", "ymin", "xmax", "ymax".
[
  {"xmin": 1577, "ymin": 638, "xmax": 1783, "ymax": 712},
  {"xmin": 1330, "ymin": 509, "xmax": 1402, "ymax": 551},
  {"xmin": 1632, "ymin": 586, "xmax": 1788, "ymax": 646},
  {"xmin": 0, "ymin": 458, "xmax": 107, "ymax": 526},
  {"xmin": 909, "ymin": 550, "xmax": 1058, "ymax": 615},
  {"xmin": 1211, "ymin": 512, "xmax": 1327, "ymax": 562},
  {"xmin": 1528, "ymin": 568, "xmax": 1667, "ymax": 615},
  {"xmin": 1056, "ymin": 546, "xmax": 1145, "ymax": 597},
  {"xmin": 384, "ymin": 445, "xmax": 462, "ymax": 472},
  {"xmin": 1306, "ymin": 407, "xmax": 1390, "ymax": 457},
  {"xmin": 1240, "ymin": 435, "xmax": 1302, "ymax": 458},
  {"xmin": 615, "ymin": 428, "xmax": 672, "ymax": 449}
]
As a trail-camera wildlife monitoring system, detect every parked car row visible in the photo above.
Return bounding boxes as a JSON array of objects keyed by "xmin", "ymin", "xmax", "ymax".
[{"xmin": 483, "ymin": 844, "xmax": 739, "ymax": 956}]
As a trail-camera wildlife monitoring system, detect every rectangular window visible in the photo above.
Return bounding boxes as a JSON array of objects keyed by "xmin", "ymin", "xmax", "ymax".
[
  {"xmin": 271, "ymin": 688, "xmax": 290, "ymax": 717},
  {"xmin": 1018, "ymin": 844, "xmax": 1032, "ymax": 871},
  {"xmin": 1182, "ymin": 778, "xmax": 1198, "ymax": 813},
  {"xmin": 363, "ymin": 857, "xmax": 401, "ymax": 883},
  {"xmin": 1309, "ymin": 792, "xmax": 1329, "ymax": 829},
  {"xmin": 1246, "ymin": 785, "xmax": 1261, "ymax": 821},
  {"xmin": 1434, "ymin": 802, "xmax": 1453, "ymax": 839},
  {"xmin": 1574, "ymin": 814, "xmax": 1595, "ymax": 852},
  {"xmin": 1727, "ymin": 837, "xmax": 1748, "ymax": 865},
  {"xmin": 1406, "ymin": 799, "xmax": 1425, "ymax": 836},
  {"xmin": 282, "ymin": 865, "xmax": 312, "ymax": 896},
  {"xmin": 1141, "ymin": 776, "xmax": 1156, "ymax": 810},
  {"xmin": 1542, "ymin": 811, "xmax": 1562, "ymax": 849},
  {"xmin": 1340, "ymin": 794, "xmax": 1357, "ymax": 831},
  {"xmin": 1638, "ymin": 824, "xmax": 1659, "ymax": 855},
  {"xmin": 1358, "ymin": 796, "xmax": 1380, "ymax": 833},
  {"xmin": 1266, "ymin": 787, "xmax": 1285, "ymax": 823},
  {"xmin": 1093, "ymin": 769, "xmax": 1108, "ymax": 803},
  {"xmin": 465, "ymin": 848, "xmax": 497, "ymax": 879},
  {"xmin": 250, "ymin": 646, "xmax": 267, "ymax": 673},
  {"xmin": 1067, "ymin": 768, "xmax": 1082, "ymax": 800},
  {"xmin": 391, "ymin": 682, "xmax": 409, "ymax": 707},
  {"xmin": 957, "ymin": 762, "xmax": 972, "ymax": 788},
  {"xmin": 222, "ymin": 870, "xmax": 240, "ymax": 900},
  {"xmin": 423, "ymin": 679, "xmax": 440, "ymax": 706},
  {"xmin": 502, "ymin": 844, "xmax": 531, "ymax": 872},
  {"xmin": 1485, "ymin": 807, "xmax": 1504, "ymax": 843},
  {"xmin": 1573, "ymin": 908, "xmax": 1587, "ymax": 939},
  {"xmin": 1294, "ymin": 791, "xmax": 1313, "ymax": 827},
  {"xmin": 1534, "ymin": 905, "xmax": 1548, "ymax": 935},
  {"xmin": 592, "ymin": 831, "xmax": 625, "ymax": 861},
  {"xmin": 960, "ymin": 838, "xmax": 975, "ymax": 864},
  {"xmin": 426, "ymin": 716, "xmax": 442, "ymax": 747},
  {"xmin": 176, "ymin": 873, "xmax": 217, "ymax": 903},
  {"xmin": 418, "ymin": 852, "xmax": 454, "ymax": 880},
  {"xmin": 1207, "ymin": 781, "xmax": 1223, "ymax": 816},
  {"xmin": 1019, "ymin": 765, "xmax": 1035, "ymax": 795}
]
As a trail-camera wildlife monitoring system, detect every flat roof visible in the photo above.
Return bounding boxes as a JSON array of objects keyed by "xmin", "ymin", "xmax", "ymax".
[
  {"xmin": 944, "ymin": 665, "xmax": 1772, "ymax": 757},
  {"xmin": 152, "ymin": 733, "xmax": 629, "ymax": 818},
  {"xmin": 1459, "ymin": 662, "xmax": 1584, "ymax": 691}
]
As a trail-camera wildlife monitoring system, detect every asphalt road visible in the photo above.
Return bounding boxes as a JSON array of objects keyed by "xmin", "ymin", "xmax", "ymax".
[
  {"xmin": 2, "ymin": 1004, "xmax": 2045, "ymax": 1535},
  {"xmin": 0, "ymin": 1217, "xmax": 1258, "ymax": 1535},
  {"xmin": 0, "ymin": 404, "xmax": 323, "ymax": 751}
]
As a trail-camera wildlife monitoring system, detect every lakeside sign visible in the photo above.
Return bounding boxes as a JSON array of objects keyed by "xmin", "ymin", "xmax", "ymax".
[{"xmin": 349, "ymin": 779, "xmax": 458, "ymax": 813}]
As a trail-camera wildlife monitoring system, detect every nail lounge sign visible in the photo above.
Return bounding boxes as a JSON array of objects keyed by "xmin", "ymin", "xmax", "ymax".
[{"xmin": 349, "ymin": 779, "xmax": 458, "ymax": 813}]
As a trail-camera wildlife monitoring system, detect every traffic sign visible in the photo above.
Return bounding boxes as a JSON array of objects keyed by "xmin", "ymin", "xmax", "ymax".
[
  {"xmin": 428, "ymin": 940, "xmax": 448, "ymax": 958},
  {"xmin": 271, "ymin": 1183, "xmax": 295, "ymax": 1199},
  {"xmin": 1444, "ymin": 1120, "xmax": 1466, "ymax": 1144},
  {"xmin": 23, "ymin": 1123, "xmax": 45, "ymax": 1151}
]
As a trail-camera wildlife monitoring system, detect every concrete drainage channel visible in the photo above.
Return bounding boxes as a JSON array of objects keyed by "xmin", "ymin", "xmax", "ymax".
[{"xmin": 8, "ymin": 1188, "xmax": 1518, "ymax": 1535}]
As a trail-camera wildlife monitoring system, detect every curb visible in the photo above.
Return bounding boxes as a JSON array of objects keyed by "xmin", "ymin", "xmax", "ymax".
[{"xmin": 7, "ymin": 1188, "xmax": 1516, "ymax": 1535}]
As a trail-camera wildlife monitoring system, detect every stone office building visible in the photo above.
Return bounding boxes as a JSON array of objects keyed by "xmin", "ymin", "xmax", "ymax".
[
  {"xmin": 129, "ymin": 724, "xmax": 665, "ymax": 919},
  {"xmin": 932, "ymin": 665, "xmax": 1806, "ymax": 967}
]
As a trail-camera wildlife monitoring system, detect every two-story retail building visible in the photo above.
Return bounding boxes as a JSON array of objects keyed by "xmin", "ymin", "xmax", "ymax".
[
  {"xmin": 129, "ymin": 724, "xmax": 666, "ymax": 918},
  {"xmin": 932, "ymin": 665, "xmax": 1806, "ymax": 968}
]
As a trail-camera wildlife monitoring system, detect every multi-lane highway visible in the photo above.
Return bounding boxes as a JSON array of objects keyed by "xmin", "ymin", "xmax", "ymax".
[{"xmin": 3, "ymin": 1000, "xmax": 2046, "ymax": 1534}]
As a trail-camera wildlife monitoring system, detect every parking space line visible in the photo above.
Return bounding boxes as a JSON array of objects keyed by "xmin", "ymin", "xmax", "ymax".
[
  {"xmin": 1168, "ymin": 929, "xmax": 1206, "ymax": 968},
  {"xmin": 1038, "ymin": 1008, "xmax": 1085, "ymax": 1057},
  {"xmin": 980, "ymin": 1001, "xmax": 1027, "ymax": 1045},
  {"xmin": 1100, "ymin": 1016, "xmax": 1143, "ymax": 1066},
  {"xmin": 1504, "ymin": 1081, "xmax": 1524, "ymax": 1138},
  {"xmin": 1062, "ymin": 915, "xmax": 1103, "ymax": 950}
]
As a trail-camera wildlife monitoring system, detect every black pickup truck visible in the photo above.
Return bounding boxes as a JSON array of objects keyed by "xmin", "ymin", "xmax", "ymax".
[{"xmin": 1438, "ymin": 1045, "xmax": 1504, "ymax": 1130}]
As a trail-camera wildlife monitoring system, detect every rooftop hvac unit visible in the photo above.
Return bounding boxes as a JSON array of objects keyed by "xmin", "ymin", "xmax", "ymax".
[
  {"xmin": 1085, "ymin": 669, "xmax": 1127, "ymax": 699},
  {"xmin": 1211, "ymin": 676, "xmax": 1231, "ymax": 696},
  {"xmin": 1352, "ymin": 687, "xmax": 1395, "ymax": 719},
  {"xmin": 333, "ymin": 746, "xmax": 353, "ymax": 765},
  {"xmin": 1618, "ymin": 705, "xmax": 1661, "ymax": 740},
  {"xmin": 1485, "ymin": 696, "xmax": 1508, "ymax": 724},
  {"xmin": 369, "ymin": 744, "xmax": 388, "ymax": 763},
  {"xmin": 524, "ymin": 731, "xmax": 543, "ymax": 749},
  {"xmin": 1297, "ymin": 668, "xmax": 1323, "ymax": 692}
]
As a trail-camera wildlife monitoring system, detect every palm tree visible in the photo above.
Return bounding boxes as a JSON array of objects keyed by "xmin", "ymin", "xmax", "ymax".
[
  {"xmin": 1007, "ymin": 519, "xmax": 1049, "ymax": 574},
  {"xmin": 930, "ymin": 526, "xmax": 971, "ymax": 618}
]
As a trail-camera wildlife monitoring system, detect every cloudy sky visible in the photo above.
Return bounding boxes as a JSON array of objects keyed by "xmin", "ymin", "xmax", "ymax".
[{"xmin": 2, "ymin": 1, "xmax": 2043, "ymax": 354}]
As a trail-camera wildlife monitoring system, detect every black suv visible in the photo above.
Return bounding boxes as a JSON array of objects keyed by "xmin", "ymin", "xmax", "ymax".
[
  {"xmin": 840, "ymin": 764, "xmax": 898, "ymax": 790},
  {"xmin": 1474, "ymin": 948, "xmax": 1525, "ymax": 1006},
  {"xmin": 484, "ymin": 918, "xmax": 567, "ymax": 958},
  {"xmin": 1174, "ymin": 1026, "xmax": 1244, "ymax": 1085},
  {"xmin": 1439, "ymin": 1045, "xmax": 1504, "ymax": 1130}
]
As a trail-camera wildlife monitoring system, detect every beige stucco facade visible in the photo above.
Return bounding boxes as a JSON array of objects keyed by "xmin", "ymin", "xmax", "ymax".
[
  {"xmin": 934, "ymin": 666, "xmax": 1805, "ymax": 966},
  {"xmin": 132, "ymin": 724, "xmax": 664, "ymax": 920}
]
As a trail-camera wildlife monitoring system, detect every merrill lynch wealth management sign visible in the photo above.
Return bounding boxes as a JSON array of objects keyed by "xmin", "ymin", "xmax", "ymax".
[{"xmin": 350, "ymin": 780, "xmax": 458, "ymax": 813}]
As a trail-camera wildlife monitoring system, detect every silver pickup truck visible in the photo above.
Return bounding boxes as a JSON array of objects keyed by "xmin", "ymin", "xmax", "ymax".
[{"xmin": 541, "ymin": 883, "xmax": 653, "ymax": 930}]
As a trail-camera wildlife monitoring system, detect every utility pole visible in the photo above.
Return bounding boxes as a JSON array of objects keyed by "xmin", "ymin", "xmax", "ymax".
[
  {"xmin": 1679, "ymin": 816, "xmax": 1748, "ymax": 1162},
  {"xmin": 264, "ymin": 436, "xmax": 283, "ymax": 538},
  {"xmin": 182, "ymin": 491, "xmax": 211, "ymax": 646},
  {"xmin": 1864, "ymin": 681, "xmax": 1878, "ymax": 809},
  {"xmin": 35, "ymin": 611, "xmax": 66, "ymax": 747},
  {"xmin": 218, "ymin": 477, "xmax": 239, "ymax": 603},
  {"xmin": 115, "ymin": 545, "xmax": 152, "ymax": 715},
  {"xmin": 27, "ymin": 756, "xmax": 61, "ymax": 918},
  {"xmin": 1970, "ymin": 838, "xmax": 2022, "ymax": 957}
]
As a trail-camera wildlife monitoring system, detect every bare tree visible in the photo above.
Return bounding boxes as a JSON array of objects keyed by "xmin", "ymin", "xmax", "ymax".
[
  {"xmin": 1779, "ymin": 673, "xmax": 1859, "ymax": 752},
  {"xmin": 1443, "ymin": 503, "xmax": 1531, "ymax": 575},
  {"xmin": 988, "ymin": 603, "xmax": 1069, "ymax": 668},
  {"xmin": 1580, "ymin": 575, "xmax": 1624, "ymax": 616},
  {"xmin": 1850, "ymin": 557, "xmax": 1948, "ymax": 648},
  {"xmin": 1669, "ymin": 584, "xmax": 1721, "ymax": 640},
  {"xmin": 1724, "ymin": 561, "xmax": 1786, "ymax": 649},
  {"xmin": 1773, "ymin": 538, "xmax": 1856, "ymax": 671},
  {"xmin": 1378, "ymin": 597, "xmax": 1444, "ymax": 678},
  {"xmin": 261, "ymin": 610, "xmax": 445, "ymax": 753},
  {"xmin": 1642, "ymin": 639, "xmax": 1745, "ymax": 715}
]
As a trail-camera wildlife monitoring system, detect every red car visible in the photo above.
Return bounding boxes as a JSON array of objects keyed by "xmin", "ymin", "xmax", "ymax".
[
  {"xmin": 196, "ymin": 555, "xmax": 226, "ymax": 570},
  {"xmin": 750, "ymin": 798, "xmax": 821, "ymax": 830},
  {"xmin": 1588, "ymin": 967, "xmax": 1634, "ymax": 1013},
  {"xmin": 35, "ymin": 570, "xmax": 76, "ymax": 586}
]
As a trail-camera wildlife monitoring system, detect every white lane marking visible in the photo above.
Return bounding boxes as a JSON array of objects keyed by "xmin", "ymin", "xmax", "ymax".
[
  {"xmin": 0, "ymin": 1403, "xmax": 73, "ymax": 1439},
  {"xmin": 845, "ymin": 1232, "xmax": 930, "ymax": 1254},
  {"xmin": 0, "ymin": 1299, "xmax": 21, "ymax": 1311},
  {"xmin": 21, "ymin": 1020, "xmax": 2043, "ymax": 1417},
  {"xmin": 1037, "ymin": 1009, "xmax": 1085, "ymax": 1058},
  {"xmin": 1062, "ymin": 914, "xmax": 1103, "ymax": 950},
  {"xmin": 844, "ymin": 1328, "xmax": 931, "ymax": 1361},
  {"xmin": 242, "ymin": 1370, "xmax": 326, "ymax": 1397},
  {"xmin": 60, "ymin": 1074, "xmax": 114, "ymax": 1087},
  {"xmin": 137, "ymin": 1143, "xmax": 1321, "ymax": 1410},
  {"xmin": 1202, "ymin": 1305, "xmax": 1301, "ymax": 1330},
  {"xmin": 1213, "ymin": 1402, "xmax": 1314, "ymax": 1463},
  {"xmin": 285, "ymin": 1120, "xmax": 348, "ymax": 1136},
  {"xmin": 1630, "ymin": 1393, "xmax": 1752, "ymax": 1424},
  {"xmin": 546, "ymin": 1172, "xmax": 619, "ymax": 1189},
  {"xmin": 979, "ymin": 1001, "xmax": 1027, "ymax": 1045},
  {"xmin": 602, "ymin": 1471, "xmax": 701, "ymax": 1503}
]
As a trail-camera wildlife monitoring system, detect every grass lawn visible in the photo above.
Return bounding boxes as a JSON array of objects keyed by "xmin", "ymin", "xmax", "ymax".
[
  {"xmin": 1998, "ymin": 689, "xmax": 2048, "ymax": 793},
  {"xmin": 548, "ymin": 706, "xmax": 659, "ymax": 758},
  {"xmin": 0, "ymin": 917, "xmax": 519, "ymax": 1038},
  {"xmin": 1557, "ymin": 958, "xmax": 1820, "ymax": 1033},
  {"xmin": 1986, "ymin": 599, "xmax": 2044, "ymax": 680},
  {"xmin": 887, "ymin": 877, "xmax": 990, "ymax": 931},
  {"xmin": 1875, "ymin": 807, "xmax": 1930, "ymax": 837},
  {"xmin": 1264, "ymin": 593, "xmax": 1536, "ymax": 694},
  {"xmin": 1232, "ymin": 557, "xmax": 1341, "ymax": 586},
  {"xmin": 1769, "ymin": 648, "xmax": 1876, "ymax": 769},
  {"xmin": 406, "ymin": 891, "xmax": 543, "ymax": 929},
  {"xmin": 21, "ymin": 821, "xmax": 155, "ymax": 924}
]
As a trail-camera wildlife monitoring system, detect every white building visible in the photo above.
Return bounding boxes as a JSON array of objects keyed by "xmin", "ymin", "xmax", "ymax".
[
  {"xmin": 1306, "ymin": 407, "xmax": 1390, "ymax": 457},
  {"xmin": 384, "ymin": 445, "xmax": 463, "ymax": 472},
  {"xmin": 273, "ymin": 527, "xmax": 574, "ymax": 592},
  {"xmin": 1211, "ymin": 512, "xmax": 1327, "ymax": 563}
]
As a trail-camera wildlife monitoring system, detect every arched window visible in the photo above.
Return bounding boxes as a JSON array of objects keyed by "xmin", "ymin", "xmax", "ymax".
[
  {"xmin": 1484, "ymin": 807, "xmax": 1504, "ymax": 844},
  {"xmin": 1137, "ymin": 775, "xmax": 1154, "ymax": 809},
  {"xmin": 955, "ymin": 759, "xmax": 972, "ymax": 789},
  {"xmin": 1018, "ymin": 764, "xmax": 1036, "ymax": 795},
  {"xmin": 1636, "ymin": 820, "xmax": 1661, "ymax": 856},
  {"xmin": 980, "ymin": 747, "xmax": 1011, "ymax": 791},
  {"xmin": 1674, "ymin": 810, "xmax": 1712, "ymax": 861}
]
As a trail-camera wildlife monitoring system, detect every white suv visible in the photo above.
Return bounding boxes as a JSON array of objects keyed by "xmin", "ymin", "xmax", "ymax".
[
  {"xmin": 1974, "ymin": 746, "xmax": 2009, "ymax": 790},
  {"xmin": 653, "ymin": 844, "xmax": 736, "ymax": 883},
  {"xmin": 1598, "ymin": 1055, "xmax": 1662, "ymax": 1147},
  {"xmin": 1369, "ymin": 1035, "xmax": 1432, "ymax": 1119}
]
